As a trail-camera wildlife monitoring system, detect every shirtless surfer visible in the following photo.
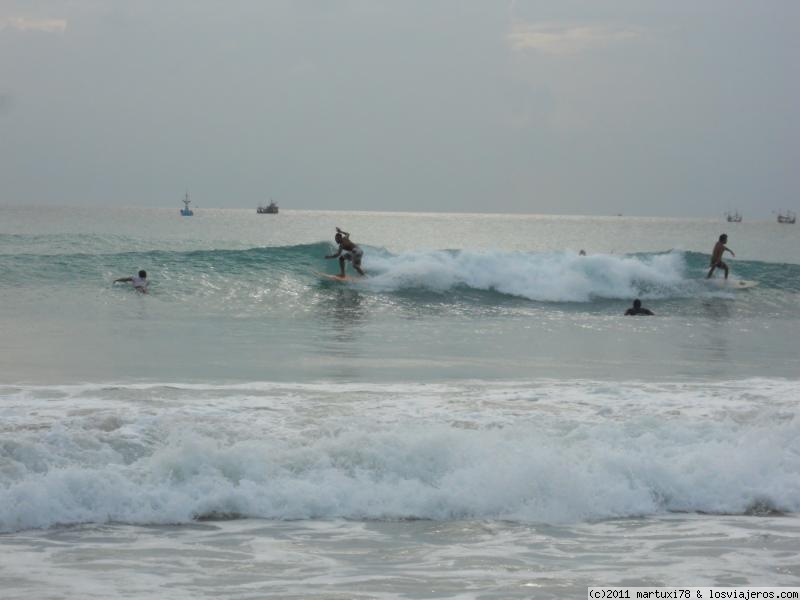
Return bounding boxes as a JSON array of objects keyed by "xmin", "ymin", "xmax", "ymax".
[
  {"xmin": 115, "ymin": 270, "xmax": 149, "ymax": 293},
  {"xmin": 325, "ymin": 228, "xmax": 365, "ymax": 277},
  {"xmin": 706, "ymin": 234, "xmax": 735, "ymax": 279}
]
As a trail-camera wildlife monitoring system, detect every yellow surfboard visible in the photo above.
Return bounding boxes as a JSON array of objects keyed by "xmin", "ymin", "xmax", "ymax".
[{"xmin": 313, "ymin": 271, "xmax": 364, "ymax": 283}]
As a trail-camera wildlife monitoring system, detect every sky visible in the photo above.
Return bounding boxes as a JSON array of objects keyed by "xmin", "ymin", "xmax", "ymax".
[{"xmin": 0, "ymin": 0, "xmax": 798, "ymax": 217}]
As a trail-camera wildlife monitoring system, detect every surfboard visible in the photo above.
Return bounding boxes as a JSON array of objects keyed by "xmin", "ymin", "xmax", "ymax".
[
  {"xmin": 313, "ymin": 271, "xmax": 363, "ymax": 283},
  {"xmin": 705, "ymin": 278, "xmax": 758, "ymax": 289}
]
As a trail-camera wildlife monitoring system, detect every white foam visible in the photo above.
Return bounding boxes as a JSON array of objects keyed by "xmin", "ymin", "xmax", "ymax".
[
  {"xmin": 363, "ymin": 250, "xmax": 687, "ymax": 301},
  {"xmin": 1, "ymin": 379, "xmax": 798, "ymax": 532}
]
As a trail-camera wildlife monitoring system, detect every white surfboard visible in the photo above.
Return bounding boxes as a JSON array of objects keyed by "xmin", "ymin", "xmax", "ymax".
[{"xmin": 705, "ymin": 278, "xmax": 758, "ymax": 289}]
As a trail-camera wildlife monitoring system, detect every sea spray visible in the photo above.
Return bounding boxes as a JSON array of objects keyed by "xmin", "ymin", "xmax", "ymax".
[{"xmin": 2, "ymin": 380, "xmax": 798, "ymax": 533}]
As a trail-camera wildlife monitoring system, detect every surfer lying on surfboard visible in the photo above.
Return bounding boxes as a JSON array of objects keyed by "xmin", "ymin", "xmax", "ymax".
[
  {"xmin": 325, "ymin": 227, "xmax": 366, "ymax": 277},
  {"xmin": 114, "ymin": 269, "xmax": 149, "ymax": 293}
]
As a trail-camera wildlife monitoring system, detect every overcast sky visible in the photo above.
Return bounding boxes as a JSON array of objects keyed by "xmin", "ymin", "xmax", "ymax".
[{"xmin": 1, "ymin": 0, "xmax": 798, "ymax": 216}]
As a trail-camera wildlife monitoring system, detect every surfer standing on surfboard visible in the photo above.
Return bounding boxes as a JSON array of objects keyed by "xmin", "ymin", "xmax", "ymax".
[
  {"xmin": 706, "ymin": 233, "xmax": 735, "ymax": 279},
  {"xmin": 325, "ymin": 227, "xmax": 366, "ymax": 277}
]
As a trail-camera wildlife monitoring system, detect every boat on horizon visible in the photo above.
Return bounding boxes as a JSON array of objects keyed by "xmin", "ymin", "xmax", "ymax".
[
  {"xmin": 725, "ymin": 211, "xmax": 742, "ymax": 223},
  {"xmin": 180, "ymin": 192, "xmax": 194, "ymax": 216},
  {"xmin": 257, "ymin": 199, "xmax": 279, "ymax": 214},
  {"xmin": 777, "ymin": 210, "xmax": 796, "ymax": 224}
]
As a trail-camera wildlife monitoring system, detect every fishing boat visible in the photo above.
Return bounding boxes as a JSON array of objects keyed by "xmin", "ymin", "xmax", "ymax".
[
  {"xmin": 777, "ymin": 210, "xmax": 796, "ymax": 224},
  {"xmin": 725, "ymin": 211, "xmax": 742, "ymax": 223},
  {"xmin": 257, "ymin": 199, "xmax": 279, "ymax": 214},
  {"xmin": 180, "ymin": 192, "xmax": 194, "ymax": 216}
]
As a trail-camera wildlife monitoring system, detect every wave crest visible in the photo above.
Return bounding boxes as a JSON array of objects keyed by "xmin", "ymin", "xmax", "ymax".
[{"xmin": 363, "ymin": 250, "xmax": 686, "ymax": 302}]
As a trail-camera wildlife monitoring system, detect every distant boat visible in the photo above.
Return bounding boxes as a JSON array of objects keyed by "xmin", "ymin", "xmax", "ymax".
[
  {"xmin": 777, "ymin": 210, "xmax": 796, "ymax": 224},
  {"xmin": 725, "ymin": 211, "xmax": 742, "ymax": 223},
  {"xmin": 257, "ymin": 199, "xmax": 279, "ymax": 214},
  {"xmin": 180, "ymin": 192, "xmax": 194, "ymax": 216}
]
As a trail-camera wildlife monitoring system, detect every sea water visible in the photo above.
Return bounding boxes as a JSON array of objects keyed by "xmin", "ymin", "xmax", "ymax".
[{"xmin": 1, "ymin": 207, "xmax": 799, "ymax": 598}]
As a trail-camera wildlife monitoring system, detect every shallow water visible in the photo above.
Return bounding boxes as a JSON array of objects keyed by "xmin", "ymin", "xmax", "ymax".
[
  {"xmin": 1, "ymin": 207, "xmax": 799, "ymax": 596},
  {"xmin": 2, "ymin": 516, "xmax": 798, "ymax": 599}
]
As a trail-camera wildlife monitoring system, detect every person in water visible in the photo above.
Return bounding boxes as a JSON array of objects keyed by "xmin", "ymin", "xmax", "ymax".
[
  {"xmin": 625, "ymin": 299, "xmax": 653, "ymax": 316},
  {"xmin": 706, "ymin": 233, "xmax": 735, "ymax": 279},
  {"xmin": 115, "ymin": 270, "xmax": 149, "ymax": 293},
  {"xmin": 325, "ymin": 227, "xmax": 365, "ymax": 277}
]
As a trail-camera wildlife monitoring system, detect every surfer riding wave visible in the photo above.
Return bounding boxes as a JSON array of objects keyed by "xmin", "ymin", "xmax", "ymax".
[{"xmin": 325, "ymin": 227, "xmax": 366, "ymax": 277}]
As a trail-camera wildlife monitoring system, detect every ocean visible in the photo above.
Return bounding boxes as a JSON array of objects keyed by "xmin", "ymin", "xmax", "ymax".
[{"xmin": 1, "ymin": 206, "xmax": 799, "ymax": 598}]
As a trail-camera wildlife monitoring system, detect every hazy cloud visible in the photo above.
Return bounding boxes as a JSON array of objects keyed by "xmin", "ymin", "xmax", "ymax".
[
  {"xmin": 0, "ymin": 17, "xmax": 67, "ymax": 33},
  {"xmin": 507, "ymin": 23, "xmax": 640, "ymax": 55},
  {"xmin": 0, "ymin": 1, "xmax": 796, "ymax": 216},
  {"xmin": 0, "ymin": 93, "xmax": 13, "ymax": 116}
]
